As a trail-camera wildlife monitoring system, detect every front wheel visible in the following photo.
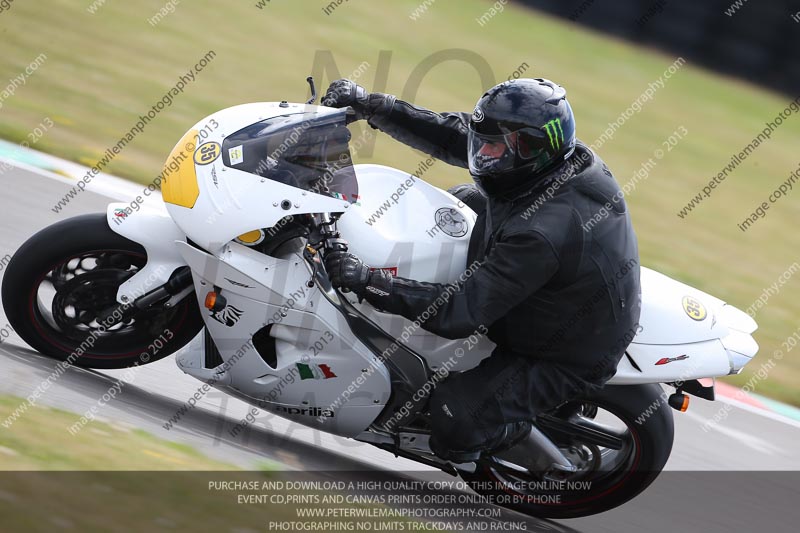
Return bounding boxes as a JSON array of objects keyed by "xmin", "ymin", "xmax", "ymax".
[
  {"xmin": 1, "ymin": 214, "xmax": 203, "ymax": 369},
  {"xmin": 461, "ymin": 383, "xmax": 674, "ymax": 519}
]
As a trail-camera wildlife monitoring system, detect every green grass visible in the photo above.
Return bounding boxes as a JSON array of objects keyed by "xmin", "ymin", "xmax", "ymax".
[
  {"xmin": 0, "ymin": 395, "xmax": 418, "ymax": 531},
  {"xmin": 1, "ymin": 1, "xmax": 798, "ymax": 403},
  {"xmin": 0, "ymin": 394, "xmax": 238, "ymax": 470}
]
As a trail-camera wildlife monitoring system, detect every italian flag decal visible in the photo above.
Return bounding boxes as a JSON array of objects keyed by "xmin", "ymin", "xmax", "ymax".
[{"xmin": 296, "ymin": 363, "xmax": 337, "ymax": 380}]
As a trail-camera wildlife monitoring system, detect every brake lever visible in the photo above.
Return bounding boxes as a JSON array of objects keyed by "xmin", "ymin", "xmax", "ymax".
[
  {"xmin": 343, "ymin": 107, "xmax": 359, "ymax": 125},
  {"xmin": 320, "ymin": 240, "xmax": 364, "ymax": 301},
  {"xmin": 303, "ymin": 244, "xmax": 321, "ymax": 288}
]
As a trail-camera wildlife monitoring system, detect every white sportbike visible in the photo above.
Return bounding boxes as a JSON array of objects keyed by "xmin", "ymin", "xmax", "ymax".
[{"xmin": 2, "ymin": 80, "xmax": 759, "ymax": 518}]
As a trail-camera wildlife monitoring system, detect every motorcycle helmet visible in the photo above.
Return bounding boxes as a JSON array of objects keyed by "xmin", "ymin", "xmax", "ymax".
[{"xmin": 468, "ymin": 78, "xmax": 576, "ymax": 197}]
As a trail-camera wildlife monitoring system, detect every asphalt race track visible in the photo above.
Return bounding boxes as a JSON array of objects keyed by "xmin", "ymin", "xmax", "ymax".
[{"xmin": 1, "ymin": 163, "xmax": 798, "ymax": 532}]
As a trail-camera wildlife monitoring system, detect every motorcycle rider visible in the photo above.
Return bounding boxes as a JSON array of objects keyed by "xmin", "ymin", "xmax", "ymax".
[{"xmin": 321, "ymin": 78, "xmax": 641, "ymax": 462}]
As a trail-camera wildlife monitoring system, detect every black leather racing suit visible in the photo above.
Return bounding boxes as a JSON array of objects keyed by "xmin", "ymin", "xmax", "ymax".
[{"xmin": 360, "ymin": 97, "xmax": 642, "ymax": 456}]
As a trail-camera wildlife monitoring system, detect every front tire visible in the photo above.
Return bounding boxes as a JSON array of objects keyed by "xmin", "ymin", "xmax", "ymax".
[
  {"xmin": 461, "ymin": 383, "xmax": 674, "ymax": 519},
  {"xmin": 1, "ymin": 214, "xmax": 203, "ymax": 369}
]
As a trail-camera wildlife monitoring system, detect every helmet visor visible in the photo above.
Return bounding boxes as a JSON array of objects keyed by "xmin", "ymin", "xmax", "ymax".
[
  {"xmin": 468, "ymin": 127, "xmax": 553, "ymax": 177},
  {"xmin": 467, "ymin": 130, "xmax": 517, "ymax": 176}
]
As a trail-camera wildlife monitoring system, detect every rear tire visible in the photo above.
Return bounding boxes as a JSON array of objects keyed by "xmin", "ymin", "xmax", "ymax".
[
  {"xmin": 1, "ymin": 214, "xmax": 203, "ymax": 369},
  {"xmin": 461, "ymin": 383, "xmax": 674, "ymax": 519}
]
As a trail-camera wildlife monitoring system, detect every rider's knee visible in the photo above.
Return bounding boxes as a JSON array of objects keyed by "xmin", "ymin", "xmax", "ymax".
[{"xmin": 447, "ymin": 183, "xmax": 486, "ymax": 215}]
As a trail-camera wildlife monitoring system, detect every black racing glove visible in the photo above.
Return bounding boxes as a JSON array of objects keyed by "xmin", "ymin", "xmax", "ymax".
[
  {"xmin": 321, "ymin": 79, "xmax": 396, "ymax": 124},
  {"xmin": 324, "ymin": 251, "xmax": 393, "ymax": 303},
  {"xmin": 321, "ymin": 79, "xmax": 370, "ymax": 120}
]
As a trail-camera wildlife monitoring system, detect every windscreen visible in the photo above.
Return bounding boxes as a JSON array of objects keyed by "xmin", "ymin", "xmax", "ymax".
[{"xmin": 221, "ymin": 109, "xmax": 358, "ymax": 204}]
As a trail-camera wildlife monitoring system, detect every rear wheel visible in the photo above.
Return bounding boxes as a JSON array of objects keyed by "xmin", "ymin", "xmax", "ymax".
[
  {"xmin": 1, "ymin": 214, "xmax": 203, "ymax": 369},
  {"xmin": 461, "ymin": 383, "xmax": 674, "ymax": 519}
]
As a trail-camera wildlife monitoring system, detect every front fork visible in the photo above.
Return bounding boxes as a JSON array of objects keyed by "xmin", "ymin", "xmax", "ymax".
[{"xmin": 100, "ymin": 266, "xmax": 195, "ymax": 327}]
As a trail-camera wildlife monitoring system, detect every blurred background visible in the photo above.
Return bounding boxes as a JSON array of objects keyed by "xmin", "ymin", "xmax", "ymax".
[
  {"xmin": 0, "ymin": 0, "xmax": 798, "ymax": 406},
  {"xmin": 521, "ymin": 0, "xmax": 800, "ymax": 95}
]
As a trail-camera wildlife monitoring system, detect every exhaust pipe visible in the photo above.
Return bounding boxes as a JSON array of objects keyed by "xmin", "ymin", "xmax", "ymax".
[{"xmin": 494, "ymin": 424, "xmax": 577, "ymax": 474}]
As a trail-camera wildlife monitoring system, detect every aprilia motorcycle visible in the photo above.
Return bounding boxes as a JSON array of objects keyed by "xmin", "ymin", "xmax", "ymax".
[{"xmin": 1, "ymin": 80, "xmax": 759, "ymax": 518}]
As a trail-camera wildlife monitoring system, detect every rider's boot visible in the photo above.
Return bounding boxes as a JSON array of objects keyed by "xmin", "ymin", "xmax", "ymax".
[{"xmin": 430, "ymin": 420, "xmax": 532, "ymax": 463}]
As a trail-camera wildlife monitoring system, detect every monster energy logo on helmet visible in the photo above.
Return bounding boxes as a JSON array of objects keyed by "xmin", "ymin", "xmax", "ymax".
[{"xmin": 542, "ymin": 118, "xmax": 565, "ymax": 151}]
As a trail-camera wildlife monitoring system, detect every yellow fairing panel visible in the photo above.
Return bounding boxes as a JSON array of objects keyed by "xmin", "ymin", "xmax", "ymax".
[{"xmin": 162, "ymin": 129, "xmax": 200, "ymax": 208}]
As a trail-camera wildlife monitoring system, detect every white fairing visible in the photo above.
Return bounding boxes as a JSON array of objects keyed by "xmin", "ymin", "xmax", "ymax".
[
  {"xmin": 164, "ymin": 103, "xmax": 352, "ymax": 254},
  {"xmin": 106, "ymin": 204, "xmax": 187, "ymax": 302},
  {"xmin": 113, "ymin": 101, "xmax": 758, "ymax": 438},
  {"xmin": 610, "ymin": 268, "xmax": 759, "ymax": 384},
  {"xmin": 175, "ymin": 240, "xmax": 392, "ymax": 437},
  {"xmin": 633, "ymin": 268, "xmax": 729, "ymax": 345}
]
